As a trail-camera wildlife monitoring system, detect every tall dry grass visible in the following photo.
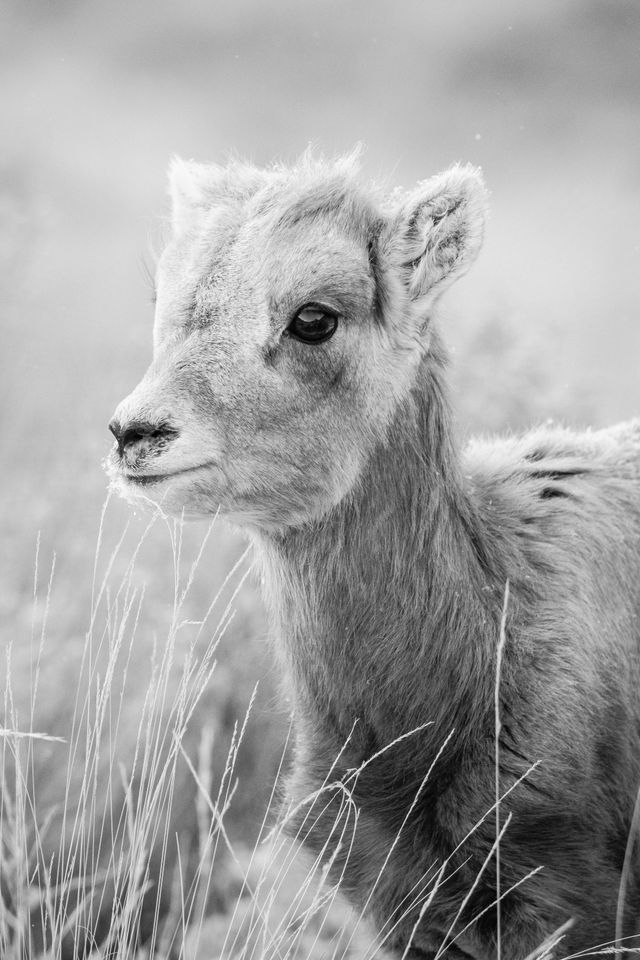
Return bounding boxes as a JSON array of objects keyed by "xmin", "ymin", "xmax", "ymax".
[{"xmin": 2, "ymin": 496, "xmax": 249, "ymax": 956}]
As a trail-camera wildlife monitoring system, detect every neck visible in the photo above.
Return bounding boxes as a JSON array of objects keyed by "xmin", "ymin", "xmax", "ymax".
[{"xmin": 255, "ymin": 349, "xmax": 505, "ymax": 769}]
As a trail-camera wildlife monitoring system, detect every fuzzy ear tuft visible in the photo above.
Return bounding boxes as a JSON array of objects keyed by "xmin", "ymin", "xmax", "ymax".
[
  {"xmin": 387, "ymin": 164, "xmax": 488, "ymax": 307},
  {"xmin": 168, "ymin": 157, "xmax": 225, "ymax": 235},
  {"xmin": 168, "ymin": 156, "xmax": 268, "ymax": 235}
]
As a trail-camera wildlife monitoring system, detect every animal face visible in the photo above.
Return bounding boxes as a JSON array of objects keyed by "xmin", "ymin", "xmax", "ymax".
[{"xmin": 107, "ymin": 154, "xmax": 487, "ymax": 530}]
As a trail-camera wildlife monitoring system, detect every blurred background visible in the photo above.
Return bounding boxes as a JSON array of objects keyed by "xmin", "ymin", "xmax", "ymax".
[{"xmin": 1, "ymin": 0, "xmax": 639, "ymax": 952}]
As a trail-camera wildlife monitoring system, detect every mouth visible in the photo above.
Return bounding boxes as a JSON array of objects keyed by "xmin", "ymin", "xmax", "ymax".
[{"xmin": 119, "ymin": 461, "xmax": 217, "ymax": 487}]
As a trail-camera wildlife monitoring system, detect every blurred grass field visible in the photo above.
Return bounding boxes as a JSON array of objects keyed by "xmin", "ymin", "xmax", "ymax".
[{"xmin": 1, "ymin": 0, "xmax": 640, "ymax": 955}]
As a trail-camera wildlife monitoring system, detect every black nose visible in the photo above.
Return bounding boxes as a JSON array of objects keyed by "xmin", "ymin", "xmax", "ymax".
[{"xmin": 108, "ymin": 419, "xmax": 178, "ymax": 458}]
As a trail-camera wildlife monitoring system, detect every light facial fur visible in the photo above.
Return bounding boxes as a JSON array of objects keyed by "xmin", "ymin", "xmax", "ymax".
[{"xmin": 109, "ymin": 152, "xmax": 640, "ymax": 960}]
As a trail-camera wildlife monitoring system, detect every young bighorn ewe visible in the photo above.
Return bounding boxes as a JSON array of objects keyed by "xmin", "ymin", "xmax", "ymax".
[{"xmin": 108, "ymin": 154, "xmax": 640, "ymax": 959}]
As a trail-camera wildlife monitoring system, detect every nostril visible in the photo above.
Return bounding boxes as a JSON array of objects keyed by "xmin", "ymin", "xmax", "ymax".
[
  {"xmin": 108, "ymin": 419, "xmax": 179, "ymax": 457},
  {"xmin": 122, "ymin": 424, "xmax": 150, "ymax": 447}
]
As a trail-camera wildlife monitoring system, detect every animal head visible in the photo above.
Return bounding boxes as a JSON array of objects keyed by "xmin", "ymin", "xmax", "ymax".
[{"xmin": 108, "ymin": 152, "xmax": 487, "ymax": 529}]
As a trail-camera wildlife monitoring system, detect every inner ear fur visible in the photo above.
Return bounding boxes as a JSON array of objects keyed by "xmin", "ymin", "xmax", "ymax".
[{"xmin": 386, "ymin": 164, "xmax": 488, "ymax": 307}]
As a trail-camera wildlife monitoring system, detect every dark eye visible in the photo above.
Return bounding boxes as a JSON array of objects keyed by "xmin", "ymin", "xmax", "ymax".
[{"xmin": 287, "ymin": 305, "xmax": 338, "ymax": 344}]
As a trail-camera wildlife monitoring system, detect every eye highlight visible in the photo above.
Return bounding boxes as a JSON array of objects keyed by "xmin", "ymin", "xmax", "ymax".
[{"xmin": 286, "ymin": 305, "xmax": 338, "ymax": 344}]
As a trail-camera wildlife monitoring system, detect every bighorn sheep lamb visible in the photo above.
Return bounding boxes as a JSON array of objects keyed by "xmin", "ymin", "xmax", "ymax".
[{"xmin": 108, "ymin": 153, "xmax": 640, "ymax": 959}]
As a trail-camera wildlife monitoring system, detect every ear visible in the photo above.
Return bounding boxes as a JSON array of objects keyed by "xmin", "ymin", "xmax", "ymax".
[
  {"xmin": 168, "ymin": 157, "xmax": 267, "ymax": 236},
  {"xmin": 168, "ymin": 157, "xmax": 225, "ymax": 235},
  {"xmin": 385, "ymin": 164, "xmax": 488, "ymax": 308}
]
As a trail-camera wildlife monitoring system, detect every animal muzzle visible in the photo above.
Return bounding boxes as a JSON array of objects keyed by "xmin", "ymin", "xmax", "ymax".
[
  {"xmin": 108, "ymin": 417, "xmax": 180, "ymax": 468},
  {"xmin": 108, "ymin": 368, "xmax": 184, "ymax": 470}
]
